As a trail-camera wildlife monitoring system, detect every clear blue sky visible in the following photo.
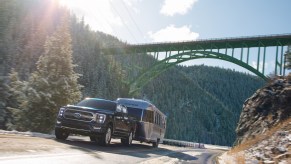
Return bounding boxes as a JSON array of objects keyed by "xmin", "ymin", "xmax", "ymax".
[
  {"xmin": 106, "ymin": 0, "xmax": 291, "ymax": 43},
  {"xmin": 60, "ymin": 0, "xmax": 291, "ymax": 75}
]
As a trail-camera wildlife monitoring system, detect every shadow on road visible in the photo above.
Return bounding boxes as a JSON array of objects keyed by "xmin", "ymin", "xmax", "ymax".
[{"xmin": 55, "ymin": 136, "xmax": 199, "ymax": 162}]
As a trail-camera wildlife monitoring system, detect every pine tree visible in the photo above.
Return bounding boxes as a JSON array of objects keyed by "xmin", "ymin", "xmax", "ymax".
[
  {"xmin": 8, "ymin": 16, "xmax": 82, "ymax": 133},
  {"xmin": 5, "ymin": 70, "xmax": 28, "ymax": 130},
  {"xmin": 0, "ymin": 76, "xmax": 9, "ymax": 129}
]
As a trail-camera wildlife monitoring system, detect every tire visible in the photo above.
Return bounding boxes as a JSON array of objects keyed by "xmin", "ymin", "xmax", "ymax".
[
  {"xmin": 152, "ymin": 139, "xmax": 159, "ymax": 148},
  {"xmin": 121, "ymin": 131, "xmax": 133, "ymax": 146},
  {"xmin": 98, "ymin": 126, "xmax": 112, "ymax": 146},
  {"xmin": 90, "ymin": 136, "xmax": 96, "ymax": 142},
  {"xmin": 55, "ymin": 128, "xmax": 69, "ymax": 140}
]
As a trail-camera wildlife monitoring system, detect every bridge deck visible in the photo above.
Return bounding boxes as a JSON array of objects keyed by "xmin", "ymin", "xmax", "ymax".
[{"xmin": 108, "ymin": 34, "xmax": 291, "ymax": 53}]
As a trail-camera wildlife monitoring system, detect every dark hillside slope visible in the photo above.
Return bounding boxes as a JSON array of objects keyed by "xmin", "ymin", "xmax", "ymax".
[
  {"xmin": 137, "ymin": 65, "xmax": 264, "ymax": 146},
  {"xmin": 180, "ymin": 65, "xmax": 265, "ymax": 121},
  {"xmin": 142, "ymin": 67, "xmax": 235, "ymax": 145}
]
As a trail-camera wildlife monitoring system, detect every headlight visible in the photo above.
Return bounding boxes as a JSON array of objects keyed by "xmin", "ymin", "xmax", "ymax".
[
  {"xmin": 58, "ymin": 108, "xmax": 66, "ymax": 117},
  {"xmin": 94, "ymin": 113, "xmax": 106, "ymax": 123}
]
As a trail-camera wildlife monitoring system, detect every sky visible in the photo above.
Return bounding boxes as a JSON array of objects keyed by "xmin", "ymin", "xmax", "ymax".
[{"xmin": 59, "ymin": 0, "xmax": 291, "ymax": 75}]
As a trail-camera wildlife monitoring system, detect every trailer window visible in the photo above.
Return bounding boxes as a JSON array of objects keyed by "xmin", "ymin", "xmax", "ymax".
[
  {"xmin": 142, "ymin": 110, "xmax": 154, "ymax": 123},
  {"xmin": 127, "ymin": 107, "xmax": 142, "ymax": 120}
]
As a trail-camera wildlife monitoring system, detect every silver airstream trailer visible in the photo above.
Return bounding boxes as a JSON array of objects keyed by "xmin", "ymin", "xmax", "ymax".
[{"xmin": 116, "ymin": 98, "xmax": 166, "ymax": 148}]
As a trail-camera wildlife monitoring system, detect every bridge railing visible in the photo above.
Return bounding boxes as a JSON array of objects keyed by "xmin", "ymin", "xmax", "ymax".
[{"xmin": 129, "ymin": 33, "xmax": 291, "ymax": 46}]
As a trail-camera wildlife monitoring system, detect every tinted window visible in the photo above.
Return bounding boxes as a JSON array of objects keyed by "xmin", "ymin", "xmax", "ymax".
[
  {"xmin": 76, "ymin": 99, "xmax": 116, "ymax": 111},
  {"xmin": 143, "ymin": 110, "xmax": 154, "ymax": 123},
  {"xmin": 127, "ymin": 107, "xmax": 142, "ymax": 120}
]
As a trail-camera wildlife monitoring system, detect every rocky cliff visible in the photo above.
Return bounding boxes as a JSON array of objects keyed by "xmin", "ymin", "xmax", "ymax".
[
  {"xmin": 235, "ymin": 78, "xmax": 291, "ymax": 144},
  {"xmin": 229, "ymin": 77, "xmax": 291, "ymax": 163}
]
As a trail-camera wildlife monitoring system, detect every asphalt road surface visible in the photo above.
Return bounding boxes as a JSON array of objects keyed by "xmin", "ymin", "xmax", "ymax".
[{"xmin": 0, "ymin": 133, "xmax": 226, "ymax": 164}]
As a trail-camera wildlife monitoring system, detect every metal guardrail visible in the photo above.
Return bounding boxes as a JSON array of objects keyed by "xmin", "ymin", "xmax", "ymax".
[{"xmin": 162, "ymin": 139, "xmax": 205, "ymax": 148}]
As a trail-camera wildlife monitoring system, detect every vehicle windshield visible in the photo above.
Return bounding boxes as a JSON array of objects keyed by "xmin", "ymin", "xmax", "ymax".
[{"xmin": 76, "ymin": 99, "xmax": 116, "ymax": 111}]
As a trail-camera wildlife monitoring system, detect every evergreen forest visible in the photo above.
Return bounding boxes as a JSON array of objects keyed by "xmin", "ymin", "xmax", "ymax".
[{"xmin": 0, "ymin": 0, "xmax": 266, "ymax": 146}]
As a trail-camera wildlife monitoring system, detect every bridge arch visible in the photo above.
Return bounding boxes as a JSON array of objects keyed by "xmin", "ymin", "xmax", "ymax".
[{"xmin": 129, "ymin": 50, "xmax": 267, "ymax": 95}]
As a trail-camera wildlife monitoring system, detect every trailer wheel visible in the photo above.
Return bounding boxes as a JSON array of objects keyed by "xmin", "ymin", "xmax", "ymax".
[
  {"xmin": 152, "ymin": 139, "xmax": 160, "ymax": 148},
  {"xmin": 90, "ymin": 136, "xmax": 96, "ymax": 142}
]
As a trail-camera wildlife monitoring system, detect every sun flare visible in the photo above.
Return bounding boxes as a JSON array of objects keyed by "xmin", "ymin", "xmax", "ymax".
[
  {"xmin": 59, "ymin": 0, "xmax": 106, "ymax": 12},
  {"xmin": 57, "ymin": 0, "xmax": 122, "ymax": 34},
  {"xmin": 59, "ymin": 0, "xmax": 82, "ymax": 8}
]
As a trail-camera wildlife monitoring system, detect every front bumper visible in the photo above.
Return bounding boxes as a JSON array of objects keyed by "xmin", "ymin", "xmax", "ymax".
[{"xmin": 55, "ymin": 118, "xmax": 107, "ymax": 136}]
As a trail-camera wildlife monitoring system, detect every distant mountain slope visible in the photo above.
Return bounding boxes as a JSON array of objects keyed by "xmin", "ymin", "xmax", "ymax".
[
  {"xmin": 180, "ymin": 65, "xmax": 265, "ymax": 121},
  {"xmin": 138, "ymin": 65, "xmax": 264, "ymax": 146}
]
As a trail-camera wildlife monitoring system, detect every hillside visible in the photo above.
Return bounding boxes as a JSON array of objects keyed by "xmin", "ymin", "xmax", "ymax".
[
  {"xmin": 0, "ymin": 0, "xmax": 264, "ymax": 146},
  {"xmin": 219, "ymin": 77, "xmax": 291, "ymax": 163},
  {"xmin": 139, "ymin": 65, "xmax": 264, "ymax": 146}
]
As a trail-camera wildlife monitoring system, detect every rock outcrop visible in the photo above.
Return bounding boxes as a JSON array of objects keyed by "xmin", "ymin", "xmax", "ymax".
[
  {"xmin": 244, "ymin": 123, "xmax": 291, "ymax": 163},
  {"xmin": 219, "ymin": 77, "xmax": 291, "ymax": 164},
  {"xmin": 235, "ymin": 78, "xmax": 291, "ymax": 145}
]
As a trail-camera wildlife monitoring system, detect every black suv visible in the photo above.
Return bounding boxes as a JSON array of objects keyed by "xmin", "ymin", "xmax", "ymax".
[{"xmin": 55, "ymin": 98, "xmax": 136, "ymax": 146}]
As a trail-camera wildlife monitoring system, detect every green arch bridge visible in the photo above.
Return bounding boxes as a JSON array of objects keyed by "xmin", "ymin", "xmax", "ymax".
[{"xmin": 104, "ymin": 34, "xmax": 291, "ymax": 95}]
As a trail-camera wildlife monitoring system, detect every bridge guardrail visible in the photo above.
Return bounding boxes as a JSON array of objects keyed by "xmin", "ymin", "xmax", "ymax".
[
  {"xmin": 130, "ymin": 33, "xmax": 291, "ymax": 46},
  {"xmin": 162, "ymin": 138, "xmax": 205, "ymax": 148}
]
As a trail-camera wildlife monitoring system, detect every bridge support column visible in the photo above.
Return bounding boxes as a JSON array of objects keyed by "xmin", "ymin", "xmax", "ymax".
[
  {"xmin": 240, "ymin": 48, "xmax": 244, "ymax": 61},
  {"xmin": 247, "ymin": 47, "xmax": 250, "ymax": 64},
  {"xmin": 257, "ymin": 47, "xmax": 261, "ymax": 71},
  {"xmin": 262, "ymin": 47, "xmax": 266, "ymax": 75},
  {"xmin": 275, "ymin": 46, "xmax": 279, "ymax": 75}
]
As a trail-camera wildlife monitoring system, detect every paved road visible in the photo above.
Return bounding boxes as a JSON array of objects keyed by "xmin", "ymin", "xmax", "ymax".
[{"xmin": 0, "ymin": 134, "xmax": 225, "ymax": 164}]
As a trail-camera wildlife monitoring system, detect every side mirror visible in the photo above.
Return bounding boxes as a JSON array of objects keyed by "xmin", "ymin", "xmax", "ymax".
[
  {"xmin": 116, "ymin": 105, "xmax": 122, "ymax": 113},
  {"xmin": 116, "ymin": 104, "xmax": 127, "ymax": 114}
]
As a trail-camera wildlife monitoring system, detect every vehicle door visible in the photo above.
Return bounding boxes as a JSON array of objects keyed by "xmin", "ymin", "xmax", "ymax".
[
  {"xmin": 114, "ymin": 105, "xmax": 123, "ymax": 134},
  {"xmin": 121, "ymin": 106, "xmax": 131, "ymax": 134},
  {"xmin": 114, "ymin": 104, "xmax": 128, "ymax": 135}
]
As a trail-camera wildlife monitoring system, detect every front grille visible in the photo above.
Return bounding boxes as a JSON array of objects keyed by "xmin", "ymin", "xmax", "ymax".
[{"xmin": 63, "ymin": 109, "xmax": 94, "ymax": 122}]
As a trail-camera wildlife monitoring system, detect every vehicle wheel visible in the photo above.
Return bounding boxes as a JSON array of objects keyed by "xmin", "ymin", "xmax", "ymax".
[
  {"xmin": 90, "ymin": 136, "xmax": 96, "ymax": 142},
  {"xmin": 152, "ymin": 139, "xmax": 159, "ymax": 148},
  {"xmin": 98, "ymin": 126, "xmax": 112, "ymax": 146},
  {"xmin": 121, "ymin": 131, "xmax": 133, "ymax": 146},
  {"xmin": 55, "ymin": 128, "xmax": 69, "ymax": 140}
]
